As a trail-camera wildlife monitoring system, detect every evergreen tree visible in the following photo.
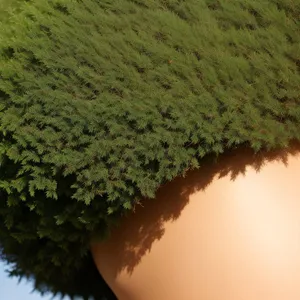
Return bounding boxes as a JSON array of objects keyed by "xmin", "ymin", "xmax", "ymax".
[{"xmin": 0, "ymin": 0, "xmax": 299, "ymax": 298}]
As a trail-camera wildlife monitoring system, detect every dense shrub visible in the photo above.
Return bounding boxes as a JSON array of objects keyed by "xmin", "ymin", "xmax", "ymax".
[{"xmin": 0, "ymin": 0, "xmax": 299, "ymax": 298}]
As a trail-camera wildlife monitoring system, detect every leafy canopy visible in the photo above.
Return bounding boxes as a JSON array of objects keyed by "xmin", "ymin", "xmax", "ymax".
[{"xmin": 0, "ymin": 0, "xmax": 299, "ymax": 298}]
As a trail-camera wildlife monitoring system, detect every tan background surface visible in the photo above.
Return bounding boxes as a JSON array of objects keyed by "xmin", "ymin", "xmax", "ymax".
[{"xmin": 92, "ymin": 144, "xmax": 300, "ymax": 300}]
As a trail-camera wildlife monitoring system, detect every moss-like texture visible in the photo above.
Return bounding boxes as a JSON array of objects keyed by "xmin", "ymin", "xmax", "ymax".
[{"xmin": 0, "ymin": 0, "xmax": 299, "ymax": 298}]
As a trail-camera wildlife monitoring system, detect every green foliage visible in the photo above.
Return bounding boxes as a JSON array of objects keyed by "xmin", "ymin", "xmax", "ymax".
[{"xmin": 0, "ymin": 0, "xmax": 299, "ymax": 298}]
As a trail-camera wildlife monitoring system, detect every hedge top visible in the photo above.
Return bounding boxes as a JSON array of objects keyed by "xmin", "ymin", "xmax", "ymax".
[{"xmin": 0, "ymin": 0, "xmax": 299, "ymax": 299}]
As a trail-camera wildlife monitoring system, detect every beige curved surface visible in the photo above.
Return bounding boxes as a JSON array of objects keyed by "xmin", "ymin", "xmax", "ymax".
[{"xmin": 91, "ymin": 144, "xmax": 300, "ymax": 300}]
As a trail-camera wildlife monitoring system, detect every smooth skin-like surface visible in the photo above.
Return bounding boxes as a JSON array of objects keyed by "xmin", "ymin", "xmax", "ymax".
[{"xmin": 92, "ymin": 145, "xmax": 300, "ymax": 300}]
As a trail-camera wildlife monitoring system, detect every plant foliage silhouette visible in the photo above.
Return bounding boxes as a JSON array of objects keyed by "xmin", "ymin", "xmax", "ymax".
[{"xmin": 0, "ymin": 0, "xmax": 299, "ymax": 298}]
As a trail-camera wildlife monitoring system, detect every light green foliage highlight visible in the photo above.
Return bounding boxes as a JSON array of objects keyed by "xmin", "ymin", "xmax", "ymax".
[{"xmin": 0, "ymin": 0, "xmax": 299, "ymax": 299}]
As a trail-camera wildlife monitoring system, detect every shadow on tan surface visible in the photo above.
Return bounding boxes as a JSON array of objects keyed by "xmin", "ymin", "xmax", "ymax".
[{"xmin": 91, "ymin": 141, "xmax": 300, "ymax": 279}]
